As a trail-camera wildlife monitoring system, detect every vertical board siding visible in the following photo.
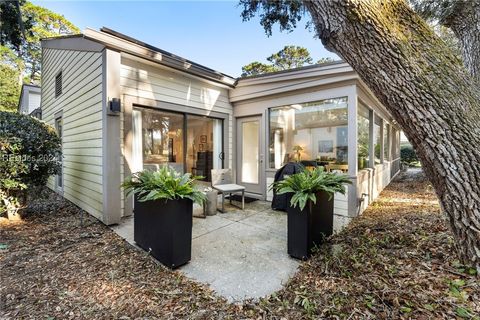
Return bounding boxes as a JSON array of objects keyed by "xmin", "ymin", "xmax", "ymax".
[{"xmin": 42, "ymin": 47, "xmax": 104, "ymax": 220}]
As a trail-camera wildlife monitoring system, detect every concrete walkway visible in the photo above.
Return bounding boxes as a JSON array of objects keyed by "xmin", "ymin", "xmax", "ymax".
[{"xmin": 111, "ymin": 200, "xmax": 299, "ymax": 302}]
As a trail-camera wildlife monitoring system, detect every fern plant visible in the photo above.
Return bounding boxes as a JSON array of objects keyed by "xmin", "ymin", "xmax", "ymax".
[
  {"xmin": 273, "ymin": 167, "xmax": 351, "ymax": 211},
  {"xmin": 122, "ymin": 167, "xmax": 206, "ymax": 205}
]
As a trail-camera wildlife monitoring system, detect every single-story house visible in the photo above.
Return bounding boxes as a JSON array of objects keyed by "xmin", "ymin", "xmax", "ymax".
[
  {"xmin": 41, "ymin": 27, "xmax": 401, "ymax": 229},
  {"xmin": 18, "ymin": 83, "xmax": 42, "ymax": 118}
]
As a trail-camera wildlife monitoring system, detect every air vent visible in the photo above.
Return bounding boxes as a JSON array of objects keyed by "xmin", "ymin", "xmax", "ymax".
[{"xmin": 55, "ymin": 72, "xmax": 62, "ymax": 98}]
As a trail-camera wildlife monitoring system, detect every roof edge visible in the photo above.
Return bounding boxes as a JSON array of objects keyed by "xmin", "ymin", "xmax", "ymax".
[
  {"xmin": 238, "ymin": 60, "xmax": 347, "ymax": 80},
  {"xmin": 86, "ymin": 27, "xmax": 236, "ymax": 87}
]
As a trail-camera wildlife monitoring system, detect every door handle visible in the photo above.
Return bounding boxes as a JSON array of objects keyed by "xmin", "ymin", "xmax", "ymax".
[{"xmin": 219, "ymin": 152, "xmax": 225, "ymax": 160}]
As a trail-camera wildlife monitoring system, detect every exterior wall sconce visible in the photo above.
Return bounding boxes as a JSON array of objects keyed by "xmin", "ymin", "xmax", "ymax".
[{"xmin": 109, "ymin": 98, "xmax": 121, "ymax": 113}]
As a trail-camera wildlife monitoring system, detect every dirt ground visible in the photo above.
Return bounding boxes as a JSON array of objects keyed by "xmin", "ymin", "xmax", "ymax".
[{"xmin": 1, "ymin": 169, "xmax": 479, "ymax": 319}]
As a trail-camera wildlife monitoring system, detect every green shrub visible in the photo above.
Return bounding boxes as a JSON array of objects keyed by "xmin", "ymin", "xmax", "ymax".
[
  {"xmin": 122, "ymin": 167, "xmax": 206, "ymax": 205},
  {"xmin": 400, "ymin": 144, "xmax": 418, "ymax": 165},
  {"xmin": 0, "ymin": 111, "xmax": 61, "ymax": 217},
  {"xmin": 272, "ymin": 166, "xmax": 351, "ymax": 210}
]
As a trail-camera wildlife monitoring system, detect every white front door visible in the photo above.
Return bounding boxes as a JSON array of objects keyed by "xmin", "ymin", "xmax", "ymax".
[{"xmin": 237, "ymin": 116, "xmax": 263, "ymax": 195}]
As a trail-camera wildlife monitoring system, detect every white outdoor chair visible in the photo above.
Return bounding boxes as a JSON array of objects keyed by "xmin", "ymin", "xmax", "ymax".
[{"xmin": 211, "ymin": 169, "xmax": 245, "ymax": 212}]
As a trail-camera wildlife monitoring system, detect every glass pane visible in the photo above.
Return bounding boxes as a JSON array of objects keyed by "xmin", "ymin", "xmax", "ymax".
[
  {"xmin": 374, "ymin": 116, "xmax": 382, "ymax": 164},
  {"xmin": 384, "ymin": 123, "xmax": 390, "ymax": 160},
  {"xmin": 357, "ymin": 104, "xmax": 370, "ymax": 170},
  {"xmin": 269, "ymin": 97, "xmax": 348, "ymax": 170},
  {"xmin": 186, "ymin": 115, "xmax": 223, "ymax": 182},
  {"xmin": 140, "ymin": 108, "xmax": 184, "ymax": 173},
  {"xmin": 132, "ymin": 109, "xmax": 143, "ymax": 173},
  {"xmin": 242, "ymin": 120, "xmax": 259, "ymax": 184}
]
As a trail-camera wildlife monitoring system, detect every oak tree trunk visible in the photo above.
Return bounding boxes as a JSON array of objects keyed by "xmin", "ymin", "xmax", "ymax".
[
  {"xmin": 442, "ymin": 0, "xmax": 480, "ymax": 83},
  {"xmin": 303, "ymin": 0, "xmax": 480, "ymax": 271}
]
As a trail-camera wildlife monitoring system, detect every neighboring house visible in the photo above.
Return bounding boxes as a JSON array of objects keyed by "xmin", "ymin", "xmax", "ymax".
[
  {"xmin": 41, "ymin": 27, "xmax": 401, "ymax": 230},
  {"xmin": 18, "ymin": 84, "xmax": 42, "ymax": 118}
]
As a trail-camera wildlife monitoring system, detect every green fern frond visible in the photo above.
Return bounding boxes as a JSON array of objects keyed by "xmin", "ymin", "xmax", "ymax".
[
  {"xmin": 273, "ymin": 166, "xmax": 351, "ymax": 210},
  {"xmin": 121, "ymin": 166, "xmax": 206, "ymax": 205}
]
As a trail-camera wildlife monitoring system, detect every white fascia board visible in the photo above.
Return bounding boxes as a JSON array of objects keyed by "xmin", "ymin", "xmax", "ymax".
[
  {"xmin": 230, "ymin": 72, "xmax": 358, "ymax": 103},
  {"xmin": 235, "ymin": 63, "xmax": 353, "ymax": 87}
]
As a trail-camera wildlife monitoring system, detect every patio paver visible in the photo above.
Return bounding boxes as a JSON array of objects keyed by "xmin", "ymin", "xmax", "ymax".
[{"xmin": 111, "ymin": 201, "xmax": 300, "ymax": 302}]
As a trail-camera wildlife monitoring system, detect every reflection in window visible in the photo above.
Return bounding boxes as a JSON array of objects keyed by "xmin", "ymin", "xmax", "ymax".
[
  {"xmin": 357, "ymin": 104, "xmax": 370, "ymax": 170},
  {"xmin": 132, "ymin": 108, "xmax": 224, "ymax": 181},
  {"xmin": 140, "ymin": 109, "xmax": 184, "ymax": 173},
  {"xmin": 384, "ymin": 122, "xmax": 390, "ymax": 161},
  {"xmin": 268, "ymin": 97, "xmax": 348, "ymax": 169},
  {"xmin": 186, "ymin": 115, "xmax": 223, "ymax": 182},
  {"xmin": 374, "ymin": 116, "xmax": 382, "ymax": 164}
]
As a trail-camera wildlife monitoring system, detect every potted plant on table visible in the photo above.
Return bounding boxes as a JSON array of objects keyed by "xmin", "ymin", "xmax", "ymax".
[
  {"xmin": 122, "ymin": 167, "xmax": 206, "ymax": 268},
  {"xmin": 273, "ymin": 167, "xmax": 351, "ymax": 260}
]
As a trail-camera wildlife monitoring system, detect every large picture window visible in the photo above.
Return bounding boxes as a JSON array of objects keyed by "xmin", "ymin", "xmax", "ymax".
[
  {"xmin": 374, "ymin": 116, "xmax": 382, "ymax": 164},
  {"xmin": 383, "ymin": 122, "xmax": 390, "ymax": 161},
  {"xmin": 357, "ymin": 103, "xmax": 370, "ymax": 170},
  {"xmin": 133, "ymin": 107, "xmax": 224, "ymax": 182},
  {"xmin": 268, "ymin": 97, "xmax": 348, "ymax": 169}
]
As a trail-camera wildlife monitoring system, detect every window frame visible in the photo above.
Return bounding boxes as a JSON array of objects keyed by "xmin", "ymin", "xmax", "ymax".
[
  {"xmin": 357, "ymin": 102, "xmax": 372, "ymax": 171},
  {"xmin": 267, "ymin": 96, "xmax": 349, "ymax": 170},
  {"xmin": 132, "ymin": 106, "xmax": 225, "ymax": 179}
]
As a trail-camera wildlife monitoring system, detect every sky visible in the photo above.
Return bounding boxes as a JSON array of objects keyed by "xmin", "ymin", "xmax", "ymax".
[{"xmin": 32, "ymin": 0, "xmax": 338, "ymax": 77}]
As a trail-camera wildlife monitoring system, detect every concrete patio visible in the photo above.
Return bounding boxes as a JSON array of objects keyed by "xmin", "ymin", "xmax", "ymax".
[{"xmin": 111, "ymin": 200, "xmax": 300, "ymax": 302}]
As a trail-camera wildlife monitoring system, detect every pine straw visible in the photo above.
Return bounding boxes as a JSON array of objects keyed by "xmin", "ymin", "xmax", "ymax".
[{"xmin": 1, "ymin": 170, "xmax": 478, "ymax": 319}]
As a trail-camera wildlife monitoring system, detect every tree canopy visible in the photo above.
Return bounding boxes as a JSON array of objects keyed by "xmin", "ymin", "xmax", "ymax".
[
  {"xmin": 0, "ymin": 1, "xmax": 78, "ymax": 111},
  {"xmin": 241, "ymin": 45, "xmax": 335, "ymax": 76},
  {"xmin": 0, "ymin": 0, "xmax": 32, "ymax": 49},
  {"xmin": 18, "ymin": 1, "xmax": 80, "ymax": 84}
]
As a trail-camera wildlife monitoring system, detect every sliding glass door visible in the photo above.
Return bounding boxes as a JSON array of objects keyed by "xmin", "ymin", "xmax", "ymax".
[
  {"xmin": 133, "ymin": 107, "xmax": 223, "ymax": 182},
  {"xmin": 135, "ymin": 108, "xmax": 185, "ymax": 173},
  {"xmin": 186, "ymin": 115, "xmax": 223, "ymax": 182}
]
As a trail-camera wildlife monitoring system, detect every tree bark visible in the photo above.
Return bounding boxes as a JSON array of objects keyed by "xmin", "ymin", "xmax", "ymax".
[
  {"xmin": 440, "ymin": 0, "xmax": 480, "ymax": 83},
  {"xmin": 303, "ymin": 0, "xmax": 480, "ymax": 271}
]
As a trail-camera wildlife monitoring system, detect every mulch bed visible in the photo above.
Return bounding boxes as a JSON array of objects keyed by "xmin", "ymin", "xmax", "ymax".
[{"xmin": 1, "ymin": 170, "xmax": 478, "ymax": 319}]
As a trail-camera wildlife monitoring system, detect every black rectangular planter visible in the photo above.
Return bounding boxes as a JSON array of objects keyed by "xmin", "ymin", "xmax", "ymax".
[
  {"xmin": 287, "ymin": 191, "xmax": 334, "ymax": 260},
  {"xmin": 134, "ymin": 196, "xmax": 193, "ymax": 268}
]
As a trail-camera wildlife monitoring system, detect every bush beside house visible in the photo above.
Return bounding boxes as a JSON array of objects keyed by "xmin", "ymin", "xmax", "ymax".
[
  {"xmin": 0, "ymin": 111, "xmax": 61, "ymax": 219},
  {"xmin": 401, "ymin": 144, "xmax": 420, "ymax": 166}
]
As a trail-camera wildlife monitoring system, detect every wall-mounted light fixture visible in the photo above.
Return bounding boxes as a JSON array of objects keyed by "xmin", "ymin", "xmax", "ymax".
[{"xmin": 109, "ymin": 98, "xmax": 121, "ymax": 113}]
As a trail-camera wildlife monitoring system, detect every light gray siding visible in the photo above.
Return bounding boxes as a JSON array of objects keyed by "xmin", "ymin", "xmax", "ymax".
[
  {"xmin": 42, "ymin": 47, "xmax": 104, "ymax": 220},
  {"xmin": 119, "ymin": 56, "xmax": 233, "ymax": 216}
]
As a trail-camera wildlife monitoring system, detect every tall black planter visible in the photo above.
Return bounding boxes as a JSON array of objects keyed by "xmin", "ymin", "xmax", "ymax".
[
  {"xmin": 134, "ymin": 196, "xmax": 193, "ymax": 268},
  {"xmin": 287, "ymin": 191, "xmax": 334, "ymax": 260}
]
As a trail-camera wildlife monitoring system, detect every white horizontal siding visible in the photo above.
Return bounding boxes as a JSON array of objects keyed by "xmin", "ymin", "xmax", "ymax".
[{"xmin": 41, "ymin": 47, "xmax": 104, "ymax": 220}]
